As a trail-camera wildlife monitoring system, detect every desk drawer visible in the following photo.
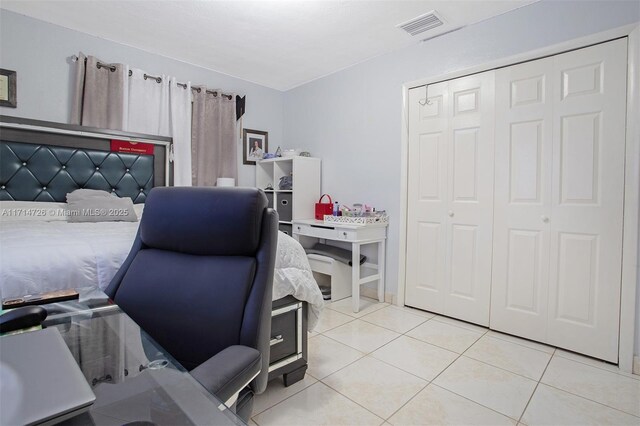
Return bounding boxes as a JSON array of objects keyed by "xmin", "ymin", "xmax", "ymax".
[
  {"xmin": 336, "ymin": 229, "xmax": 357, "ymax": 240},
  {"xmin": 294, "ymin": 223, "xmax": 338, "ymax": 239},
  {"xmin": 269, "ymin": 306, "xmax": 298, "ymax": 364}
]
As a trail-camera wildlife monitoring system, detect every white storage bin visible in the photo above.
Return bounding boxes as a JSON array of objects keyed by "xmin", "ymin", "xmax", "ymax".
[{"xmin": 307, "ymin": 254, "xmax": 351, "ymax": 301}]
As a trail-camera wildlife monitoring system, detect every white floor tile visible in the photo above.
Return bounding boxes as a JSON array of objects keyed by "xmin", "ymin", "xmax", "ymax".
[
  {"xmin": 391, "ymin": 305, "xmax": 436, "ymax": 319},
  {"xmin": 388, "ymin": 384, "xmax": 516, "ymax": 426},
  {"xmin": 360, "ymin": 305, "xmax": 427, "ymax": 334},
  {"xmin": 306, "ymin": 334, "xmax": 364, "ymax": 380},
  {"xmin": 554, "ymin": 349, "xmax": 640, "ymax": 381},
  {"xmin": 324, "ymin": 319, "xmax": 400, "ymax": 354},
  {"xmin": 327, "ymin": 297, "xmax": 388, "ymax": 318},
  {"xmin": 465, "ymin": 335, "xmax": 552, "ymax": 380},
  {"xmin": 252, "ymin": 375, "xmax": 317, "ymax": 415},
  {"xmin": 541, "ymin": 356, "xmax": 640, "ymax": 416},
  {"xmin": 486, "ymin": 330, "xmax": 556, "ymax": 355},
  {"xmin": 434, "ymin": 356, "xmax": 537, "ymax": 420},
  {"xmin": 252, "ymin": 382, "xmax": 384, "ymax": 426},
  {"xmin": 406, "ymin": 319, "xmax": 484, "ymax": 353},
  {"xmin": 432, "ymin": 315, "xmax": 489, "ymax": 333},
  {"xmin": 313, "ymin": 308, "xmax": 355, "ymax": 333},
  {"xmin": 323, "ymin": 356, "xmax": 427, "ymax": 419},
  {"xmin": 521, "ymin": 383, "xmax": 640, "ymax": 425},
  {"xmin": 371, "ymin": 335, "xmax": 458, "ymax": 381}
]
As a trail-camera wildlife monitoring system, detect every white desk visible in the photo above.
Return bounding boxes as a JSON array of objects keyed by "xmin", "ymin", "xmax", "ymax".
[{"xmin": 292, "ymin": 219, "xmax": 388, "ymax": 313}]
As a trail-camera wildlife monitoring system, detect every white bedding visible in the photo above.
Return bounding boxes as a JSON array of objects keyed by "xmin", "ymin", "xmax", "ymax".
[{"xmin": 0, "ymin": 220, "xmax": 324, "ymax": 329}]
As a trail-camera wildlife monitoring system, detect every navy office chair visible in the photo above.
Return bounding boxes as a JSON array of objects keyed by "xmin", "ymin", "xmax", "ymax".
[{"xmin": 106, "ymin": 187, "xmax": 278, "ymax": 421}]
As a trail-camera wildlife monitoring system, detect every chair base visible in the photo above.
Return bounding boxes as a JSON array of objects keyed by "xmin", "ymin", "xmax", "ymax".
[{"xmin": 235, "ymin": 388, "xmax": 254, "ymax": 423}]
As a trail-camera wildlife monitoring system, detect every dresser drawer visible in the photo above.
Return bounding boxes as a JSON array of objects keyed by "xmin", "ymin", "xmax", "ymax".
[{"xmin": 269, "ymin": 304, "xmax": 300, "ymax": 364}]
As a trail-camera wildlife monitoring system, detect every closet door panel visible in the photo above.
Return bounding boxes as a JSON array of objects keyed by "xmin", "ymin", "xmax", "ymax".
[
  {"xmin": 444, "ymin": 72, "xmax": 495, "ymax": 325},
  {"xmin": 547, "ymin": 39, "xmax": 627, "ymax": 362},
  {"xmin": 491, "ymin": 57, "xmax": 553, "ymax": 341},
  {"xmin": 406, "ymin": 83, "xmax": 449, "ymax": 313},
  {"xmin": 406, "ymin": 72, "xmax": 494, "ymax": 326}
]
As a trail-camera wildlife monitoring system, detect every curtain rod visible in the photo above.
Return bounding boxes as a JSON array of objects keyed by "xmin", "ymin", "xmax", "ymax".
[{"xmin": 71, "ymin": 55, "xmax": 234, "ymax": 100}]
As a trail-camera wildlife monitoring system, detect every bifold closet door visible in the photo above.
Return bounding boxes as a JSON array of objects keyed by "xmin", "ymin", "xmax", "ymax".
[
  {"xmin": 546, "ymin": 39, "xmax": 627, "ymax": 362},
  {"xmin": 406, "ymin": 71, "xmax": 495, "ymax": 326},
  {"xmin": 491, "ymin": 39, "xmax": 627, "ymax": 362},
  {"xmin": 490, "ymin": 56, "xmax": 554, "ymax": 342}
]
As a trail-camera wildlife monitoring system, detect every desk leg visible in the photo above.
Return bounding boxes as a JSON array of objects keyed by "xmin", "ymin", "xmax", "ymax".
[
  {"xmin": 378, "ymin": 239, "xmax": 385, "ymax": 303},
  {"xmin": 352, "ymin": 242, "xmax": 361, "ymax": 313}
]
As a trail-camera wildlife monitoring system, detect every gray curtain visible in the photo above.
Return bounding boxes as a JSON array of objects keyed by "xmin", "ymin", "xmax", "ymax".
[
  {"xmin": 191, "ymin": 88, "xmax": 237, "ymax": 186},
  {"xmin": 71, "ymin": 54, "xmax": 128, "ymax": 130}
]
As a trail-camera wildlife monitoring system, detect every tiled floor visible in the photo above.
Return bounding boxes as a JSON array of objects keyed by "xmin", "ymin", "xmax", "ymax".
[{"xmin": 252, "ymin": 297, "xmax": 640, "ymax": 426}]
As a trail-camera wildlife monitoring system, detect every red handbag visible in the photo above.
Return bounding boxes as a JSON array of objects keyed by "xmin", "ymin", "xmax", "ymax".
[{"xmin": 315, "ymin": 194, "xmax": 333, "ymax": 220}]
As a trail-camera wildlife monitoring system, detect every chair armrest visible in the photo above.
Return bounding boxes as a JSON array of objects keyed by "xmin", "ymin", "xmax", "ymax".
[
  {"xmin": 0, "ymin": 306, "xmax": 47, "ymax": 334},
  {"xmin": 190, "ymin": 345, "xmax": 261, "ymax": 404}
]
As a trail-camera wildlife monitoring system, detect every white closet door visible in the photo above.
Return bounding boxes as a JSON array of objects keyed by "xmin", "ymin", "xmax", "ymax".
[
  {"xmin": 547, "ymin": 39, "xmax": 627, "ymax": 362},
  {"xmin": 491, "ymin": 57, "xmax": 554, "ymax": 341},
  {"xmin": 406, "ymin": 72, "xmax": 495, "ymax": 326},
  {"xmin": 444, "ymin": 73, "xmax": 495, "ymax": 325},
  {"xmin": 406, "ymin": 82, "xmax": 449, "ymax": 316}
]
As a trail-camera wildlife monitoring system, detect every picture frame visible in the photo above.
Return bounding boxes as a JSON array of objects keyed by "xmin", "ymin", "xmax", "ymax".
[
  {"xmin": 243, "ymin": 128, "xmax": 268, "ymax": 165},
  {"xmin": 0, "ymin": 69, "xmax": 17, "ymax": 108}
]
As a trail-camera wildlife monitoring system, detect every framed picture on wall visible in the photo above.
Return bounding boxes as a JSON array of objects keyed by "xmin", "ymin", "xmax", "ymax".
[
  {"xmin": 243, "ymin": 128, "xmax": 268, "ymax": 165},
  {"xmin": 0, "ymin": 69, "xmax": 17, "ymax": 108}
]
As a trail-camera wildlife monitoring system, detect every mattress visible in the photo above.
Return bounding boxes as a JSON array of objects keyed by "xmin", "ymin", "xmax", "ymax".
[{"xmin": 0, "ymin": 219, "xmax": 324, "ymax": 329}]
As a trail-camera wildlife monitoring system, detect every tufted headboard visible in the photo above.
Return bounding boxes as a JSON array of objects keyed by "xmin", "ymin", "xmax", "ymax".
[
  {"xmin": 0, "ymin": 116, "xmax": 172, "ymax": 203},
  {"xmin": 1, "ymin": 141, "xmax": 153, "ymax": 203}
]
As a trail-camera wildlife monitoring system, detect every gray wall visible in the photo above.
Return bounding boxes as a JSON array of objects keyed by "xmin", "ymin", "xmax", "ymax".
[
  {"xmin": 0, "ymin": 10, "xmax": 284, "ymax": 187},
  {"xmin": 282, "ymin": 1, "xmax": 640, "ymax": 352}
]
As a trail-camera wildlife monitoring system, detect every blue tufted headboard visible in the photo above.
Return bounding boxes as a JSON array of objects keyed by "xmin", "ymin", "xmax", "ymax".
[
  {"xmin": 0, "ymin": 116, "xmax": 172, "ymax": 203},
  {"xmin": 0, "ymin": 141, "xmax": 153, "ymax": 203}
]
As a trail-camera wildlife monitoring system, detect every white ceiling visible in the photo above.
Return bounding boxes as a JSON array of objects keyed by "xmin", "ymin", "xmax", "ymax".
[{"xmin": 1, "ymin": 0, "xmax": 536, "ymax": 91}]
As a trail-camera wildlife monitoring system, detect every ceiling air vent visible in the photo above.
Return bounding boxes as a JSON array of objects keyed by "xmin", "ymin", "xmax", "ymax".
[{"xmin": 397, "ymin": 11, "xmax": 444, "ymax": 36}]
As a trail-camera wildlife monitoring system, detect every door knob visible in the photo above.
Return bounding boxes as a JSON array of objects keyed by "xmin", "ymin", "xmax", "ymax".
[
  {"xmin": 541, "ymin": 215, "xmax": 549, "ymax": 223},
  {"xmin": 448, "ymin": 210, "xmax": 454, "ymax": 217}
]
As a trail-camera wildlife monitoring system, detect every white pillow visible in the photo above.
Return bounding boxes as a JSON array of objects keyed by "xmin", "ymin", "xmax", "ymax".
[
  {"xmin": 0, "ymin": 201, "xmax": 69, "ymax": 222},
  {"xmin": 67, "ymin": 196, "xmax": 137, "ymax": 223},
  {"xmin": 66, "ymin": 189, "xmax": 114, "ymax": 202},
  {"xmin": 133, "ymin": 203, "xmax": 144, "ymax": 220}
]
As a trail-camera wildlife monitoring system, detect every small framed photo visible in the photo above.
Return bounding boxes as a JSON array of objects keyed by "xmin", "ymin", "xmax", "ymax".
[
  {"xmin": 243, "ymin": 128, "xmax": 268, "ymax": 165},
  {"xmin": 0, "ymin": 69, "xmax": 17, "ymax": 108}
]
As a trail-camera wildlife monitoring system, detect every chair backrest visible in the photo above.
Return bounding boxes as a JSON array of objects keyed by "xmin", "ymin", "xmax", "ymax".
[{"xmin": 105, "ymin": 187, "xmax": 278, "ymax": 392}]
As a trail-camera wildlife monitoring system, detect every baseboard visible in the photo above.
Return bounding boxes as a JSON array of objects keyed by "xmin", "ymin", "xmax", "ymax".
[
  {"xmin": 360, "ymin": 287, "xmax": 394, "ymax": 304},
  {"xmin": 634, "ymin": 355, "xmax": 640, "ymax": 376}
]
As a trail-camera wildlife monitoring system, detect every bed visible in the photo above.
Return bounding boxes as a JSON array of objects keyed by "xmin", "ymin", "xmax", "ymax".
[{"xmin": 0, "ymin": 116, "xmax": 323, "ymax": 386}]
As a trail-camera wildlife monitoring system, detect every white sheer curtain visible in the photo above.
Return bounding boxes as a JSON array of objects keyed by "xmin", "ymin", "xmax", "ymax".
[
  {"xmin": 126, "ymin": 68, "xmax": 169, "ymax": 137},
  {"xmin": 169, "ymin": 78, "xmax": 192, "ymax": 187}
]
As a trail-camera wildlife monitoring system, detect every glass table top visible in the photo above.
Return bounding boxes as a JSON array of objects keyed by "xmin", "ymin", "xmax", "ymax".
[{"xmin": 36, "ymin": 287, "xmax": 244, "ymax": 426}]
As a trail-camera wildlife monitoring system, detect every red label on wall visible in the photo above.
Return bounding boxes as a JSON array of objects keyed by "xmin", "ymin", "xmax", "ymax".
[{"xmin": 110, "ymin": 140, "xmax": 154, "ymax": 155}]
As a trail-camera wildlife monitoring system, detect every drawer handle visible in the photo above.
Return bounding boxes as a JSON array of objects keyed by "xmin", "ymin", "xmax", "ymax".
[
  {"xmin": 310, "ymin": 224, "xmax": 335, "ymax": 230},
  {"xmin": 270, "ymin": 335, "xmax": 284, "ymax": 346}
]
